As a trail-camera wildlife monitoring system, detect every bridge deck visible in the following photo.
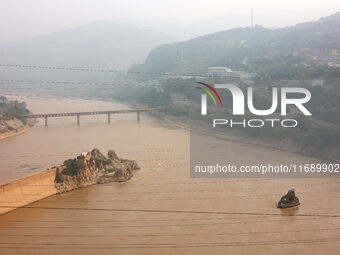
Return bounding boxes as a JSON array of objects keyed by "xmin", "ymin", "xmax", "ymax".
[{"xmin": 23, "ymin": 108, "xmax": 163, "ymax": 118}]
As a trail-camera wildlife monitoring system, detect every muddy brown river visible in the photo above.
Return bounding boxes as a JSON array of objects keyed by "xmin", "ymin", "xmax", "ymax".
[{"xmin": 0, "ymin": 96, "xmax": 340, "ymax": 254}]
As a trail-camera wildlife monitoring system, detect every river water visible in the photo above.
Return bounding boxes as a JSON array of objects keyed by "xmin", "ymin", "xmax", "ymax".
[{"xmin": 0, "ymin": 96, "xmax": 340, "ymax": 254}]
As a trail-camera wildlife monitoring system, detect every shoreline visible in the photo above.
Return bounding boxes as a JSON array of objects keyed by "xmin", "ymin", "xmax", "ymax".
[{"xmin": 0, "ymin": 125, "xmax": 29, "ymax": 142}]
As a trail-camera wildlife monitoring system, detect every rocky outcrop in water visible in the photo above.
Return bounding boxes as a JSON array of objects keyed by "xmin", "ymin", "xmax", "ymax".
[
  {"xmin": 277, "ymin": 189, "xmax": 300, "ymax": 209},
  {"xmin": 54, "ymin": 149, "xmax": 139, "ymax": 193}
]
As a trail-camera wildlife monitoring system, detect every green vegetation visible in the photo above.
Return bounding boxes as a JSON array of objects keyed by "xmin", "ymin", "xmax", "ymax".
[
  {"xmin": 308, "ymin": 80, "xmax": 340, "ymax": 125},
  {"xmin": 59, "ymin": 149, "xmax": 119, "ymax": 177},
  {"xmin": 163, "ymin": 104, "xmax": 189, "ymax": 117},
  {"xmin": 199, "ymin": 105, "xmax": 340, "ymax": 158},
  {"xmin": 114, "ymin": 76, "xmax": 339, "ymax": 159},
  {"xmin": 128, "ymin": 12, "xmax": 340, "ymax": 81},
  {"xmin": 61, "ymin": 157, "xmax": 112, "ymax": 176},
  {"xmin": 89, "ymin": 158, "xmax": 111, "ymax": 169},
  {"xmin": 0, "ymin": 96, "xmax": 29, "ymax": 121},
  {"xmin": 62, "ymin": 159, "xmax": 83, "ymax": 176},
  {"xmin": 243, "ymin": 115, "xmax": 340, "ymax": 156},
  {"xmin": 113, "ymin": 86, "xmax": 171, "ymax": 108},
  {"xmin": 104, "ymin": 168, "xmax": 117, "ymax": 174},
  {"xmin": 112, "ymin": 78, "xmax": 195, "ymax": 117},
  {"xmin": 161, "ymin": 78, "xmax": 192, "ymax": 98},
  {"xmin": 123, "ymin": 12, "xmax": 340, "ymax": 156}
]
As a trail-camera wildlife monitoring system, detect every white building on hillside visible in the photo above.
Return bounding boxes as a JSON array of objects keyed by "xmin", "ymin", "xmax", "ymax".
[{"xmin": 206, "ymin": 67, "xmax": 233, "ymax": 78}]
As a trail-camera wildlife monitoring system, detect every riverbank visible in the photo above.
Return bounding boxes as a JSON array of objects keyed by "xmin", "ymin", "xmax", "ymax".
[
  {"xmin": 0, "ymin": 116, "xmax": 38, "ymax": 142},
  {"xmin": 0, "ymin": 123, "xmax": 28, "ymax": 142},
  {"xmin": 0, "ymin": 95, "xmax": 34, "ymax": 142}
]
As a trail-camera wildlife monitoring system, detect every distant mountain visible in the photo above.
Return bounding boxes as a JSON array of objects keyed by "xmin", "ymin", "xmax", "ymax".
[
  {"xmin": 0, "ymin": 21, "xmax": 175, "ymax": 70},
  {"xmin": 130, "ymin": 14, "xmax": 251, "ymax": 41},
  {"xmin": 129, "ymin": 11, "xmax": 340, "ymax": 80}
]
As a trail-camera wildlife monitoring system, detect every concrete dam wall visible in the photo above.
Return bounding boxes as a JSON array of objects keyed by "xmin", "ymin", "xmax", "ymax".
[{"xmin": 0, "ymin": 169, "xmax": 57, "ymax": 215}]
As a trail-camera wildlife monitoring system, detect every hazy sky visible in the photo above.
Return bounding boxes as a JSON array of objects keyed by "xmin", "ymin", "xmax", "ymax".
[{"xmin": 0, "ymin": 0, "xmax": 339, "ymax": 46}]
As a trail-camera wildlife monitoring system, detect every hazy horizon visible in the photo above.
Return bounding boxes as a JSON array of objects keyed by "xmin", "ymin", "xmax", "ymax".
[{"xmin": 0, "ymin": 0, "xmax": 339, "ymax": 46}]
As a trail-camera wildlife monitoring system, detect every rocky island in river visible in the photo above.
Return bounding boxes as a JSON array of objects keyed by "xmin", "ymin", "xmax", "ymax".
[
  {"xmin": 54, "ymin": 148, "xmax": 140, "ymax": 193},
  {"xmin": 277, "ymin": 189, "xmax": 300, "ymax": 209}
]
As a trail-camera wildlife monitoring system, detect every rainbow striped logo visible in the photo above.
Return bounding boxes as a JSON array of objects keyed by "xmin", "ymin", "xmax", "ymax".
[{"xmin": 197, "ymin": 82, "xmax": 223, "ymax": 106}]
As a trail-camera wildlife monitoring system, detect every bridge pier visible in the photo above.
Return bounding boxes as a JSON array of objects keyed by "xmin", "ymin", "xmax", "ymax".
[{"xmin": 24, "ymin": 108, "xmax": 163, "ymax": 125}]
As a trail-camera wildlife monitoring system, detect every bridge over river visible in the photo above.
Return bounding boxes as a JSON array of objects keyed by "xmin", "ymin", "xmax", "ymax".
[{"xmin": 23, "ymin": 108, "xmax": 163, "ymax": 126}]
